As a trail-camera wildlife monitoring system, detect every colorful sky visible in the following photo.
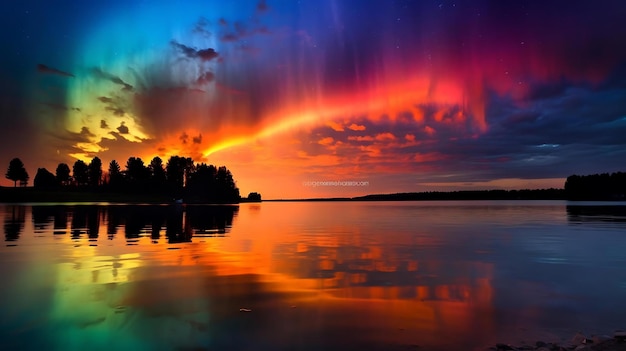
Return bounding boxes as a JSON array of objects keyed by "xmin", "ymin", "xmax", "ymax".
[{"xmin": 1, "ymin": 0, "xmax": 626, "ymax": 198}]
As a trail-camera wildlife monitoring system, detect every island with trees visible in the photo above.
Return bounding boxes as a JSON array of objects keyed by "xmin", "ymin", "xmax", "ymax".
[{"xmin": 1, "ymin": 156, "xmax": 262, "ymax": 204}]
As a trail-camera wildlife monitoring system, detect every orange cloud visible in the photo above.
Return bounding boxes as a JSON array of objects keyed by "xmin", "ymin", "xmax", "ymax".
[
  {"xmin": 327, "ymin": 121, "xmax": 345, "ymax": 131},
  {"xmin": 375, "ymin": 132, "xmax": 396, "ymax": 141},
  {"xmin": 347, "ymin": 123, "xmax": 366, "ymax": 131},
  {"xmin": 318, "ymin": 137, "xmax": 335, "ymax": 146}
]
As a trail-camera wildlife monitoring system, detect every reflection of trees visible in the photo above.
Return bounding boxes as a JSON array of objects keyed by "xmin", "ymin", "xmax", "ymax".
[
  {"xmin": 4, "ymin": 206, "xmax": 25, "ymax": 241},
  {"xmin": 32, "ymin": 206, "xmax": 56, "ymax": 232},
  {"xmin": 165, "ymin": 205, "xmax": 239, "ymax": 243},
  {"xmin": 566, "ymin": 205, "xmax": 626, "ymax": 223},
  {"xmin": 107, "ymin": 206, "xmax": 123, "ymax": 239},
  {"xmin": 71, "ymin": 207, "xmax": 87, "ymax": 238},
  {"xmin": 86, "ymin": 207, "xmax": 100, "ymax": 239},
  {"xmin": 185, "ymin": 205, "xmax": 238, "ymax": 236},
  {"xmin": 53, "ymin": 207, "xmax": 68, "ymax": 235},
  {"xmin": 5, "ymin": 205, "xmax": 238, "ymax": 244}
]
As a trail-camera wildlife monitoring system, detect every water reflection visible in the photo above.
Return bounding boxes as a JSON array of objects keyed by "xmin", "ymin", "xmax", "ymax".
[
  {"xmin": 14, "ymin": 204, "xmax": 239, "ymax": 245},
  {"xmin": 1, "ymin": 202, "xmax": 626, "ymax": 351},
  {"xmin": 566, "ymin": 204, "xmax": 626, "ymax": 223},
  {"xmin": 3, "ymin": 205, "xmax": 25, "ymax": 242}
]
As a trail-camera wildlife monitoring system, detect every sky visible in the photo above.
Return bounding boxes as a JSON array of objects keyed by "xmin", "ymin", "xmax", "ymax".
[{"xmin": 1, "ymin": 0, "xmax": 626, "ymax": 198}]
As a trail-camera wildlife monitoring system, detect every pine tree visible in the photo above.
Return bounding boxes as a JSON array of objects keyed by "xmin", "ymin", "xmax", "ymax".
[{"xmin": 5, "ymin": 158, "xmax": 29, "ymax": 187}]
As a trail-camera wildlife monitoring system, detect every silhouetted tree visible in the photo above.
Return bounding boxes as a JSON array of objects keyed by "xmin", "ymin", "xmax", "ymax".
[
  {"xmin": 56, "ymin": 163, "xmax": 71, "ymax": 186},
  {"xmin": 247, "ymin": 192, "xmax": 262, "ymax": 201},
  {"xmin": 187, "ymin": 163, "xmax": 217, "ymax": 197},
  {"xmin": 186, "ymin": 164, "xmax": 239, "ymax": 203},
  {"xmin": 5, "ymin": 158, "xmax": 29, "ymax": 187},
  {"xmin": 72, "ymin": 160, "xmax": 89, "ymax": 186},
  {"xmin": 166, "ymin": 156, "xmax": 193, "ymax": 194},
  {"xmin": 34, "ymin": 168, "xmax": 58, "ymax": 188},
  {"xmin": 124, "ymin": 157, "xmax": 149, "ymax": 191},
  {"xmin": 149, "ymin": 156, "xmax": 166, "ymax": 189},
  {"xmin": 108, "ymin": 160, "xmax": 123, "ymax": 189},
  {"xmin": 88, "ymin": 157, "xmax": 103, "ymax": 187},
  {"xmin": 565, "ymin": 172, "xmax": 626, "ymax": 200},
  {"xmin": 216, "ymin": 166, "xmax": 239, "ymax": 202}
]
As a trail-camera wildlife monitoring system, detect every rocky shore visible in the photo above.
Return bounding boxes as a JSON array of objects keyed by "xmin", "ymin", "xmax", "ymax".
[{"xmin": 491, "ymin": 331, "xmax": 626, "ymax": 351}]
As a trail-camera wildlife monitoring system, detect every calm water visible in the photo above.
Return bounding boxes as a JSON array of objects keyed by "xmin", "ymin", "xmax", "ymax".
[{"xmin": 1, "ymin": 201, "xmax": 626, "ymax": 351}]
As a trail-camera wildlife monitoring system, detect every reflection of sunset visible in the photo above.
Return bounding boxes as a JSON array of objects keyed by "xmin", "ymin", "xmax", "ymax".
[
  {"xmin": 5, "ymin": 203, "xmax": 499, "ymax": 350},
  {"xmin": 5, "ymin": 202, "xmax": 626, "ymax": 350}
]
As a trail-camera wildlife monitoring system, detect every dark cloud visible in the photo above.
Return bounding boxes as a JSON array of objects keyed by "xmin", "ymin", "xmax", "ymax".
[
  {"xmin": 47, "ymin": 127, "xmax": 94, "ymax": 146},
  {"xmin": 170, "ymin": 41, "xmax": 218, "ymax": 61},
  {"xmin": 36, "ymin": 64, "xmax": 74, "ymax": 78},
  {"xmin": 192, "ymin": 134, "xmax": 202, "ymax": 144},
  {"xmin": 180, "ymin": 132, "xmax": 189, "ymax": 144},
  {"xmin": 80, "ymin": 126, "xmax": 95, "ymax": 138},
  {"xmin": 221, "ymin": 33, "xmax": 239, "ymax": 42},
  {"xmin": 98, "ymin": 96, "xmax": 114, "ymax": 103},
  {"xmin": 193, "ymin": 17, "xmax": 211, "ymax": 37},
  {"xmin": 525, "ymin": 80, "xmax": 573, "ymax": 101},
  {"xmin": 196, "ymin": 71, "xmax": 215, "ymax": 85},
  {"xmin": 256, "ymin": 0, "xmax": 268, "ymax": 12},
  {"xmin": 92, "ymin": 68, "xmax": 133, "ymax": 91},
  {"xmin": 220, "ymin": 21, "xmax": 251, "ymax": 42},
  {"xmin": 98, "ymin": 95, "xmax": 126, "ymax": 116},
  {"xmin": 117, "ymin": 122, "xmax": 129, "ymax": 134},
  {"xmin": 100, "ymin": 120, "xmax": 109, "ymax": 129},
  {"xmin": 106, "ymin": 106, "xmax": 125, "ymax": 116}
]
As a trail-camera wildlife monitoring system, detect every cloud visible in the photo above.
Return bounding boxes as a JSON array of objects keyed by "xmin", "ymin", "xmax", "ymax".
[
  {"xmin": 98, "ymin": 95, "xmax": 126, "ymax": 116},
  {"xmin": 170, "ymin": 40, "xmax": 218, "ymax": 61},
  {"xmin": 100, "ymin": 120, "xmax": 109, "ymax": 129},
  {"xmin": 37, "ymin": 64, "xmax": 74, "ymax": 78},
  {"xmin": 327, "ymin": 121, "xmax": 344, "ymax": 132},
  {"xmin": 106, "ymin": 106, "xmax": 125, "ymax": 116},
  {"xmin": 347, "ymin": 135, "xmax": 374, "ymax": 142},
  {"xmin": 348, "ymin": 123, "xmax": 366, "ymax": 131},
  {"xmin": 192, "ymin": 17, "xmax": 211, "ymax": 37},
  {"xmin": 375, "ymin": 132, "xmax": 396, "ymax": 141},
  {"xmin": 92, "ymin": 68, "xmax": 133, "ymax": 91},
  {"xmin": 256, "ymin": 0, "xmax": 268, "ymax": 12},
  {"xmin": 196, "ymin": 71, "xmax": 215, "ymax": 85},
  {"xmin": 98, "ymin": 96, "xmax": 114, "ymax": 103},
  {"xmin": 180, "ymin": 132, "xmax": 189, "ymax": 144},
  {"xmin": 80, "ymin": 126, "xmax": 95, "ymax": 138},
  {"xmin": 192, "ymin": 134, "xmax": 203, "ymax": 144},
  {"xmin": 318, "ymin": 137, "xmax": 334, "ymax": 146},
  {"xmin": 117, "ymin": 122, "xmax": 129, "ymax": 134}
]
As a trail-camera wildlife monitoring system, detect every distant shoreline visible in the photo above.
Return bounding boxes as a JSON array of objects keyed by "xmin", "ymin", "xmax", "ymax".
[
  {"xmin": 3, "ymin": 186, "xmax": 626, "ymax": 204},
  {"xmin": 267, "ymin": 188, "xmax": 569, "ymax": 202}
]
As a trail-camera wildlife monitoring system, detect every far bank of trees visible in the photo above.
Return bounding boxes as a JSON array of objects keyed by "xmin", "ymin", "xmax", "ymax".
[
  {"xmin": 565, "ymin": 172, "xmax": 626, "ymax": 200},
  {"xmin": 6, "ymin": 156, "xmax": 243, "ymax": 203}
]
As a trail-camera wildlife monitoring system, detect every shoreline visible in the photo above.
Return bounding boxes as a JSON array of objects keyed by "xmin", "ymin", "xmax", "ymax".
[{"xmin": 486, "ymin": 331, "xmax": 626, "ymax": 351}]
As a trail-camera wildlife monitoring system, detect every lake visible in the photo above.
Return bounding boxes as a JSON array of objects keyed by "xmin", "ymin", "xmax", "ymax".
[{"xmin": 1, "ymin": 201, "xmax": 625, "ymax": 351}]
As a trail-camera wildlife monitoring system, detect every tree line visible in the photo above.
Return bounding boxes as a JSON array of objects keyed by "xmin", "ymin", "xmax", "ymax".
[
  {"xmin": 565, "ymin": 172, "xmax": 626, "ymax": 200},
  {"xmin": 4, "ymin": 156, "xmax": 244, "ymax": 203}
]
